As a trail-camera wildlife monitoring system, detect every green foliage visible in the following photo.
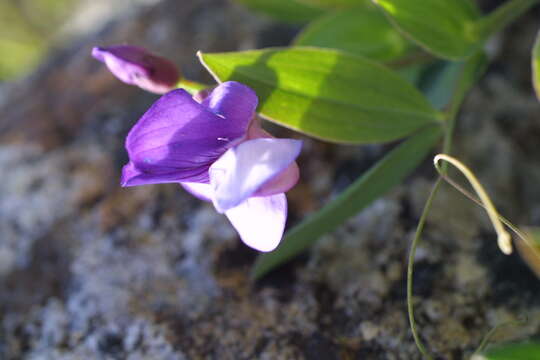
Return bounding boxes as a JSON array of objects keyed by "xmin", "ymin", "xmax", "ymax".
[
  {"xmin": 301, "ymin": 0, "xmax": 369, "ymax": 7},
  {"xmin": 234, "ymin": 0, "xmax": 326, "ymax": 24},
  {"xmin": 418, "ymin": 52, "xmax": 488, "ymax": 110},
  {"xmin": 294, "ymin": 5, "xmax": 411, "ymax": 61},
  {"xmin": 533, "ymin": 29, "xmax": 540, "ymax": 100},
  {"xmin": 252, "ymin": 125, "xmax": 442, "ymax": 279},
  {"xmin": 0, "ymin": 0, "xmax": 75, "ymax": 80},
  {"xmin": 476, "ymin": 0, "xmax": 540, "ymax": 41},
  {"xmin": 417, "ymin": 61, "xmax": 467, "ymax": 109},
  {"xmin": 224, "ymin": 0, "xmax": 540, "ymax": 355},
  {"xmin": 478, "ymin": 342, "xmax": 540, "ymax": 359},
  {"xmin": 450, "ymin": 52, "xmax": 489, "ymax": 102},
  {"xmin": 199, "ymin": 47, "xmax": 442, "ymax": 144},
  {"xmin": 372, "ymin": 0, "xmax": 482, "ymax": 59},
  {"xmin": 235, "ymin": 0, "xmax": 372, "ymax": 23}
]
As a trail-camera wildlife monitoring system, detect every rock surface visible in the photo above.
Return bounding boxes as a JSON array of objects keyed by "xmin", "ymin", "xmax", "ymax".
[{"xmin": 1, "ymin": 1, "xmax": 540, "ymax": 359}]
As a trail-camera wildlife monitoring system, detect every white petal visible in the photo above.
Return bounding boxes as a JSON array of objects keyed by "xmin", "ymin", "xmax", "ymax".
[
  {"xmin": 209, "ymin": 138, "xmax": 302, "ymax": 212},
  {"xmin": 225, "ymin": 193, "xmax": 287, "ymax": 252},
  {"xmin": 180, "ymin": 182, "xmax": 213, "ymax": 202}
]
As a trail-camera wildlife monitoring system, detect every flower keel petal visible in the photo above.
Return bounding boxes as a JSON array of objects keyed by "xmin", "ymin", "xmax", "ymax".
[
  {"xmin": 225, "ymin": 193, "xmax": 287, "ymax": 252},
  {"xmin": 209, "ymin": 138, "xmax": 302, "ymax": 212},
  {"xmin": 255, "ymin": 162, "xmax": 300, "ymax": 197},
  {"xmin": 181, "ymin": 182, "xmax": 213, "ymax": 202}
]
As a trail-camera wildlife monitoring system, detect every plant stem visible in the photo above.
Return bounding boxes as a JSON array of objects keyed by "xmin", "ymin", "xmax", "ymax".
[
  {"xmin": 407, "ymin": 178, "xmax": 441, "ymax": 360},
  {"xmin": 476, "ymin": 0, "xmax": 539, "ymax": 40},
  {"xmin": 406, "ymin": 69, "xmax": 458, "ymax": 360},
  {"xmin": 175, "ymin": 79, "xmax": 210, "ymax": 93},
  {"xmin": 406, "ymin": 2, "xmax": 536, "ymax": 355},
  {"xmin": 443, "ymin": 52, "xmax": 488, "ymax": 156},
  {"xmin": 406, "ymin": 53, "xmax": 485, "ymax": 359},
  {"xmin": 442, "ymin": 88, "xmax": 464, "ymax": 156},
  {"xmin": 472, "ymin": 318, "xmax": 527, "ymax": 357},
  {"xmin": 434, "ymin": 155, "xmax": 512, "ymax": 254}
]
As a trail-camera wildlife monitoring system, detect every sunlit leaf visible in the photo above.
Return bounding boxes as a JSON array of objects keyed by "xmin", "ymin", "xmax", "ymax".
[
  {"xmin": 199, "ymin": 47, "xmax": 442, "ymax": 144},
  {"xmin": 300, "ymin": 0, "xmax": 370, "ymax": 8},
  {"xmin": 372, "ymin": 0, "xmax": 482, "ymax": 60},
  {"xmin": 533, "ymin": 29, "xmax": 540, "ymax": 100},
  {"xmin": 234, "ymin": 0, "xmax": 325, "ymax": 23},
  {"xmin": 251, "ymin": 125, "xmax": 442, "ymax": 279},
  {"xmin": 477, "ymin": 342, "xmax": 540, "ymax": 360},
  {"xmin": 294, "ymin": 6, "xmax": 410, "ymax": 61}
]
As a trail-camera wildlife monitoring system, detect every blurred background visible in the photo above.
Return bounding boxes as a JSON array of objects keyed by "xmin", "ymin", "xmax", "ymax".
[
  {"xmin": 1, "ymin": 1, "xmax": 540, "ymax": 359},
  {"xmin": 1, "ymin": 0, "xmax": 75, "ymax": 80},
  {"xmin": 0, "ymin": 0, "xmax": 166, "ymax": 80}
]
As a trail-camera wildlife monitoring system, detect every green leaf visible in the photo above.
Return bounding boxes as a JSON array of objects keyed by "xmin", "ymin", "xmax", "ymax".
[
  {"xmin": 418, "ymin": 52, "xmax": 487, "ymax": 109},
  {"xmin": 479, "ymin": 342, "xmax": 540, "ymax": 360},
  {"xmin": 234, "ymin": 0, "xmax": 325, "ymax": 23},
  {"xmin": 533, "ymin": 29, "xmax": 540, "ymax": 100},
  {"xmin": 251, "ymin": 125, "xmax": 442, "ymax": 279},
  {"xmin": 418, "ymin": 61, "xmax": 465, "ymax": 109},
  {"xmin": 396, "ymin": 63, "xmax": 427, "ymax": 85},
  {"xmin": 475, "ymin": 0, "xmax": 539, "ymax": 42},
  {"xmin": 452, "ymin": 51, "xmax": 488, "ymax": 100},
  {"xmin": 199, "ymin": 47, "xmax": 442, "ymax": 144},
  {"xmin": 294, "ymin": 6, "xmax": 411, "ymax": 61},
  {"xmin": 175, "ymin": 79, "xmax": 209, "ymax": 94},
  {"xmin": 300, "ymin": 0, "xmax": 370, "ymax": 8},
  {"xmin": 372, "ymin": 0, "xmax": 481, "ymax": 60}
]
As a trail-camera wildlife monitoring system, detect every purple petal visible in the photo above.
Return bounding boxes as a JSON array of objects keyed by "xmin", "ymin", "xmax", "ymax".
[
  {"xmin": 123, "ymin": 89, "xmax": 252, "ymax": 186},
  {"xmin": 225, "ymin": 193, "xmax": 287, "ymax": 252},
  {"xmin": 180, "ymin": 182, "xmax": 213, "ymax": 202},
  {"xmin": 92, "ymin": 45, "xmax": 180, "ymax": 94},
  {"xmin": 122, "ymin": 161, "xmax": 208, "ymax": 186},
  {"xmin": 202, "ymin": 82, "xmax": 258, "ymax": 128},
  {"xmin": 209, "ymin": 138, "xmax": 302, "ymax": 212}
]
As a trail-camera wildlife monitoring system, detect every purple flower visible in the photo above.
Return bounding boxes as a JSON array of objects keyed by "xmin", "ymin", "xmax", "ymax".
[
  {"xmin": 92, "ymin": 45, "xmax": 180, "ymax": 94},
  {"xmin": 122, "ymin": 81, "xmax": 302, "ymax": 251}
]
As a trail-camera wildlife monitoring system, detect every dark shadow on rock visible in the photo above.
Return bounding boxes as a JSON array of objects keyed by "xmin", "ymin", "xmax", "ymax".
[
  {"xmin": 477, "ymin": 230, "xmax": 540, "ymax": 307},
  {"xmin": 390, "ymin": 259, "xmax": 442, "ymax": 302},
  {"xmin": 0, "ymin": 225, "xmax": 72, "ymax": 313},
  {"xmin": 214, "ymin": 240, "xmax": 257, "ymax": 271},
  {"xmin": 296, "ymin": 332, "xmax": 340, "ymax": 360},
  {"xmin": 253, "ymin": 253, "xmax": 309, "ymax": 303}
]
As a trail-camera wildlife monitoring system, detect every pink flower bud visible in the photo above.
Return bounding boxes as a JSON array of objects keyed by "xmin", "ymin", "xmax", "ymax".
[{"xmin": 92, "ymin": 45, "xmax": 180, "ymax": 94}]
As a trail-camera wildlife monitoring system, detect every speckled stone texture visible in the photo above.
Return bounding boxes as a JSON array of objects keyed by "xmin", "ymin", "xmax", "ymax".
[{"xmin": 1, "ymin": 0, "xmax": 540, "ymax": 359}]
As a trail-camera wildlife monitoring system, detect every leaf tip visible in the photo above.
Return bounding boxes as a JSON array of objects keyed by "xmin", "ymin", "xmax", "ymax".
[{"xmin": 196, "ymin": 50, "xmax": 222, "ymax": 85}]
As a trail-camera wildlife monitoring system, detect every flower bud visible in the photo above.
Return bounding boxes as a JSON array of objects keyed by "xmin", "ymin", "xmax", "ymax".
[{"xmin": 92, "ymin": 45, "xmax": 180, "ymax": 94}]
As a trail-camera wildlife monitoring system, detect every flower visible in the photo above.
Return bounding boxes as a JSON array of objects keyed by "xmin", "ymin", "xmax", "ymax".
[
  {"xmin": 121, "ymin": 81, "xmax": 302, "ymax": 251},
  {"xmin": 92, "ymin": 45, "xmax": 180, "ymax": 94}
]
